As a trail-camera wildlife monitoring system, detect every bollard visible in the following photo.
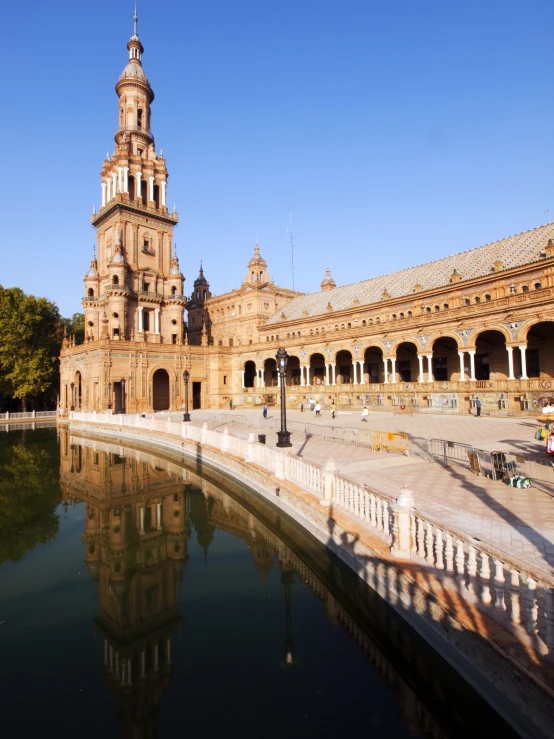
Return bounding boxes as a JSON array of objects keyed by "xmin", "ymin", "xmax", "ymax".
[{"xmin": 390, "ymin": 484, "xmax": 415, "ymax": 560}]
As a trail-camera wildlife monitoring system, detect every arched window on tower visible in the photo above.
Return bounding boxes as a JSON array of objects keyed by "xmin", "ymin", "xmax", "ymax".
[
  {"xmin": 252, "ymin": 271, "xmax": 255, "ymax": 282},
  {"xmin": 203, "ymin": 290, "xmax": 207, "ymax": 299},
  {"xmin": 143, "ymin": 310, "xmax": 150, "ymax": 332},
  {"xmin": 154, "ymin": 184, "xmax": 160, "ymax": 209},
  {"xmin": 128, "ymin": 175, "xmax": 135, "ymax": 201},
  {"xmin": 141, "ymin": 179, "xmax": 147, "ymax": 205},
  {"xmin": 88, "ymin": 288, "xmax": 94, "ymax": 297},
  {"xmin": 113, "ymin": 275, "xmax": 119, "ymax": 286},
  {"xmin": 171, "ymin": 286, "xmax": 177, "ymax": 297},
  {"xmin": 259, "ymin": 271, "xmax": 263, "ymax": 282},
  {"xmin": 137, "ymin": 108, "xmax": 143, "ymax": 129}
]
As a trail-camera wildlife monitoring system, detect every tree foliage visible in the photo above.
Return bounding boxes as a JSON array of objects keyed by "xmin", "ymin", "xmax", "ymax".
[{"xmin": 0, "ymin": 285, "xmax": 83, "ymax": 409}]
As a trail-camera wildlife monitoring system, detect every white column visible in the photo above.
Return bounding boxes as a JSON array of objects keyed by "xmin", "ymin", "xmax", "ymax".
[
  {"xmin": 154, "ymin": 308, "xmax": 160, "ymax": 334},
  {"xmin": 139, "ymin": 506, "xmax": 145, "ymax": 535},
  {"xmin": 331, "ymin": 363, "xmax": 336, "ymax": 385},
  {"xmin": 241, "ymin": 370, "xmax": 245, "ymax": 388},
  {"xmin": 137, "ymin": 306, "xmax": 143, "ymax": 333},
  {"xmin": 390, "ymin": 357, "xmax": 397, "ymax": 384},
  {"xmin": 123, "ymin": 167, "xmax": 129, "ymax": 193},
  {"xmin": 418, "ymin": 354, "xmax": 424, "ymax": 383},
  {"xmin": 426, "ymin": 354, "xmax": 433, "ymax": 383},
  {"xmin": 149, "ymin": 176, "xmax": 154, "ymax": 201},
  {"xmin": 260, "ymin": 369, "xmax": 265, "ymax": 388},
  {"xmin": 112, "ymin": 173, "xmax": 117, "ymax": 198},
  {"xmin": 458, "ymin": 351, "xmax": 466, "ymax": 381},
  {"xmin": 300, "ymin": 366, "xmax": 305, "ymax": 386},
  {"xmin": 156, "ymin": 502, "xmax": 162, "ymax": 529},
  {"xmin": 352, "ymin": 361, "xmax": 358, "ymax": 385},
  {"xmin": 106, "ymin": 178, "xmax": 111, "ymax": 201},
  {"xmin": 468, "ymin": 350, "xmax": 476, "ymax": 381},
  {"xmin": 101, "ymin": 182, "xmax": 106, "ymax": 207},
  {"xmin": 161, "ymin": 180, "xmax": 167, "ymax": 206},
  {"xmin": 358, "ymin": 360, "xmax": 364, "ymax": 384},
  {"xmin": 519, "ymin": 345, "xmax": 528, "ymax": 379},
  {"xmin": 325, "ymin": 363, "xmax": 330, "ymax": 385},
  {"xmin": 383, "ymin": 358, "xmax": 389, "ymax": 384},
  {"xmin": 117, "ymin": 167, "xmax": 122, "ymax": 193},
  {"xmin": 136, "ymin": 171, "xmax": 142, "ymax": 197},
  {"xmin": 506, "ymin": 346, "xmax": 515, "ymax": 380},
  {"xmin": 305, "ymin": 366, "xmax": 310, "ymax": 385}
]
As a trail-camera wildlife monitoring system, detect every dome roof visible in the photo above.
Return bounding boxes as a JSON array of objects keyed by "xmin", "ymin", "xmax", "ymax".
[
  {"xmin": 170, "ymin": 265, "xmax": 180, "ymax": 275},
  {"xmin": 119, "ymin": 60, "xmax": 148, "ymax": 82},
  {"xmin": 112, "ymin": 252, "xmax": 124, "ymax": 263},
  {"xmin": 87, "ymin": 266, "xmax": 98, "ymax": 277}
]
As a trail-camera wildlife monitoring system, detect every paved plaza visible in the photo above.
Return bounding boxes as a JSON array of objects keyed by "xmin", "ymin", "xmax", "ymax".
[{"xmin": 164, "ymin": 408, "xmax": 554, "ymax": 577}]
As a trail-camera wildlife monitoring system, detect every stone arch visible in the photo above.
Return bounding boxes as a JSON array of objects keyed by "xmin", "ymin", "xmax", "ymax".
[
  {"xmin": 243, "ymin": 360, "xmax": 256, "ymax": 388},
  {"xmin": 152, "ymin": 368, "xmax": 170, "ymax": 411},
  {"xmin": 393, "ymin": 341, "xmax": 419, "ymax": 382},
  {"xmin": 472, "ymin": 329, "xmax": 509, "ymax": 381},
  {"xmin": 429, "ymin": 336, "xmax": 460, "ymax": 381},
  {"xmin": 73, "ymin": 370, "xmax": 82, "ymax": 410},
  {"xmin": 362, "ymin": 345, "xmax": 384, "ymax": 384},
  {"xmin": 263, "ymin": 357, "xmax": 278, "ymax": 387},
  {"xmin": 359, "ymin": 340, "xmax": 387, "ymax": 356},
  {"xmin": 335, "ymin": 349, "xmax": 354, "ymax": 385},
  {"xmin": 309, "ymin": 352, "xmax": 326, "ymax": 386},
  {"xmin": 285, "ymin": 354, "xmax": 301, "ymax": 385},
  {"xmin": 523, "ymin": 320, "xmax": 554, "ymax": 379},
  {"xmin": 467, "ymin": 324, "xmax": 511, "ymax": 349},
  {"xmin": 426, "ymin": 331, "xmax": 462, "ymax": 351}
]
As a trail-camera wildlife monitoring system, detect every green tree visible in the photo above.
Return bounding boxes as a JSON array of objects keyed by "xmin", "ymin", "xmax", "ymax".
[
  {"xmin": 62, "ymin": 312, "xmax": 85, "ymax": 346},
  {"xmin": 0, "ymin": 440, "xmax": 60, "ymax": 565},
  {"xmin": 0, "ymin": 286, "xmax": 65, "ymax": 410}
]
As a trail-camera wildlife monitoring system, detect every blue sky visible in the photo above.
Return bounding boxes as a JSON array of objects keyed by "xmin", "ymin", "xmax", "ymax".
[{"xmin": 1, "ymin": 0, "xmax": 553, "ymax": 317}]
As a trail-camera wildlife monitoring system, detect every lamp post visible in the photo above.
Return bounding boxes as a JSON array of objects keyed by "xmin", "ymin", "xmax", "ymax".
[
  {"xmin": 120, "ymin": 378, "xmax": 126, "ymax": 414},
  {"xmin": 70, "ymin": 382, "xmax": 75, "ymax": 412},
  {"xmin": 276, "ymin": 347, "xmax": 292, "ymax": 448},
  {"xmin": 107, "ymin": 382, "xmax": 112, "ymax": 411},
  {"xmin": 183, "ymin": 370, "xmax": 191, "ymax": 422}
]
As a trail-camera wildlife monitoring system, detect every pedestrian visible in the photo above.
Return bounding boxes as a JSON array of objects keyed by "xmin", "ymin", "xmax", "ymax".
[
  {"xmin": 310, "ymin": 399, "xmax": 315, "ymax": 411},
  {"xmin": 331, "ymin": 403, "xmax": 336, "ymax": 420},
  {"xmin": 315, "ymin": 402, "xmax": 321, "ymax": 417},
  {"xmin": 229, "ymin": 400, "xmax": 233, "ymax": 411},
  {"xmin": 475, "ymin": 397, "xmax": 481, "ymax": 417},
  {"xmin": 263, "ymin": 403, "xmax": 268, "ymax": 419},
  {"xmin": 300, "ymin": 401, "xmax": 304, "ymax": 413},
  {"xmin": 361, "ymin": 406, "xmax": 369, "ymax": 422}
]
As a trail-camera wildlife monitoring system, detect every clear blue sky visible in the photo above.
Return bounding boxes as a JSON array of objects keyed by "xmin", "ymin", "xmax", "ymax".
[{"xmin": 1, "ymin": 0, "xmax": 553, "ymax": 318}]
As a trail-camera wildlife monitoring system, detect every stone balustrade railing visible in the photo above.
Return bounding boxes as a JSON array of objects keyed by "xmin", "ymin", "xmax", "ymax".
[
  {"xmin": 68, "ymin": 410, "xmax": 554, "ymax": 659},
  {"xmin": 0, "ymin": 410, "xmax": 56, "ymax": 420}
]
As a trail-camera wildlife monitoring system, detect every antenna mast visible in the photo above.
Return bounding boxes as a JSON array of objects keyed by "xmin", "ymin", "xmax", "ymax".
[{"xmin": 287, "ymin": 211, "xmax": 295, "ymax": 290}]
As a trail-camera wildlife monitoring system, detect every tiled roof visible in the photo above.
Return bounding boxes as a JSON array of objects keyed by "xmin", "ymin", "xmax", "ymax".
[{"xmin": 265, "ymin": 223, "xmax": 554, "ymax": 325}]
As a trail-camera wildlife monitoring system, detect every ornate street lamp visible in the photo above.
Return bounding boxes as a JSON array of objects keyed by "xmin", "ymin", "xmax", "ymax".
[
  {"xmin": 70, "ymin": 382, "xmax": 75, "ymax": 412},
  {"xmin": 276, "ymin": 347, "xmax": 292, "ymax": 448},
  {"xmin": 183, "ymin": 370, "xmax": 191, "ymax": 422},
  {"xmin": 108, "ymin": 382, "xmax": 112, "ymax": 411},
  {"xmin": 120, "ymin": 378, "xmax": 126, "ymax": 414}
]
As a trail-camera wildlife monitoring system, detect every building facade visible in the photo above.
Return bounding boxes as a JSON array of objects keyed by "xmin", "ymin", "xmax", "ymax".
[{"xmin": 61, "ymin": 18, "xmax": 554, "ymax": 417}]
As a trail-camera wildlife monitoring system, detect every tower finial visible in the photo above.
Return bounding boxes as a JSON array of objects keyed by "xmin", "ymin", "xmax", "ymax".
[{"xmin": 133, "ymin": 3, "xmax": 138, "ymax": 36}]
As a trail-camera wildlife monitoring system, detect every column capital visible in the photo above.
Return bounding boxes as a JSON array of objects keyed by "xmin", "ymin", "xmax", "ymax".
[{"xmin": 467, "ymin": 349, "xmax": 476, "ymax": 355}]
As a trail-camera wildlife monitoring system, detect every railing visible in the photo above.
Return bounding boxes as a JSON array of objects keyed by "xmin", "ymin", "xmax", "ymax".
[
  {"xmin": 0, "ymin": 410, "xmax": 57, "ymax": 420},
  {"xmin": 67, "ymin": 410, "xmax": 554, "ymax": 661}
]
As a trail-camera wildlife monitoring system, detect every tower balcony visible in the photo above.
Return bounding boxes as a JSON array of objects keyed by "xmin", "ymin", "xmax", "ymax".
[{"xmin": 92, "ymin": 194, "xmax": 178, "ymax": 226}]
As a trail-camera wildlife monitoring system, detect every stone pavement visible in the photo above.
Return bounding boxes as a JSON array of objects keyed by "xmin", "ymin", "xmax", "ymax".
[{"xmin": 163, "ymin": 408, "xmax": 554, "ymax": 577}]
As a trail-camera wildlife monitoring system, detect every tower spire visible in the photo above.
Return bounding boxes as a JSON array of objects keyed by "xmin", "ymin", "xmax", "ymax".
[{"xmin": 133, "ymin": 3, "xmax": 138, "ymax": 36}]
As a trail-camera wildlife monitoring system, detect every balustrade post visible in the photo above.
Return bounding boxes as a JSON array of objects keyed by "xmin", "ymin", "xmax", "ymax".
[
  {"xmin": 390, "ymin": 485, "xmax": 414, "ymax": 560},
  {"xmin": 510, "ymin": 569, "xmax": 521, "ymax": 625},
  {"xmin": 275, "ymin": 451, "xmax": 285, "ymax": 480},
  {"xmin": 479, "ymin": 552, "xmax": 492, "ymax": 605},
  {"xmin": 434, "ymin": 529, "xmax": 444, "ymax": 570},
  {"xmin": 321, "ymin": 457, "xmax": 336, "ymax": 506},
  {"xmin": 467, "ymin": 545, "xmax": 477, "ymax": 594},
  {"xmin": 221, "ymin": 427, "xmax": 230, "ymax": 452},
  {"xmin": 246, "ymin": 432, "xmax": 255, "ymax": 461},
  {"xmin": 444, "ymin": 533, "xmax": 454, "ymax": 573},
  {"xmin": 526, "ymin": 576, "xmax": 539, "ymax": 635},
  {"xmin": 493, "ymin": 559, "xmax": 506, "ymax": 611},
  {"xmin": 544, "ymin": 588, "xmax": 554, "ymax": 653},
  {"xmin": 417, "ymin": 518, "xmax": 426, "ymax": 559}
]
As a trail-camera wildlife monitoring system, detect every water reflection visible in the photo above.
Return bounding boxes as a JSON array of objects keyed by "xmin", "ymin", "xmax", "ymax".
[{"xmin": 53, "ymin": 429, "xmax": 521, "ymax": 738}]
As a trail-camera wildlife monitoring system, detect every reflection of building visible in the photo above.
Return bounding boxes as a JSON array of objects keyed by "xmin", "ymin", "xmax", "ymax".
[
  {"xmin": 59, "ymin": 429, "xmax": 189, "ymax": 737},
  {"xmin": 60, "ymin": 12, "xmax": 554, "ymax": 415}
]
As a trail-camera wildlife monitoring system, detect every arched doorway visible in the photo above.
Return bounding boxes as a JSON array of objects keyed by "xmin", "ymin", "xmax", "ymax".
[
  {"xmin": 264, "ymin": 358, "xmax": 278, "ymax": 387},
  {"xmin": 244, "ymin": 361, "xmax": 256, "ymax": 388},
  {"xmin": 524, "ymin": 322, "xmax": 554, "ymax": 379},
  {"xmin": 395, "ymin": 342, "xmax": 418, "ymax": 382},
  {"xmin": 74, "ymin": 371, "xmax": 82, "ymax": 410},
  {"xmin": 153, "ymin": 369, "xmax": 170, "ymax": 411},
  {"xmin": 285, "ymin": 355, "xmax": 301, "ymax": 386},
  {"xmin": 474, "ymin": 330, "xmax": 509, "ymax": 380},
  {"xmin": 430, "ymin": 337, "xmax": 460, "ymax": 381},
  {"xmin": 335, "ymin": 350, "xmax": 353, "ymax": 385},
  {"xmin": 309, "ymin": 353, "xmax": 326, "ymax": 385},
  {"xmin": 363, "ymin": 347, "xmax": 383, "ymax": 384}
]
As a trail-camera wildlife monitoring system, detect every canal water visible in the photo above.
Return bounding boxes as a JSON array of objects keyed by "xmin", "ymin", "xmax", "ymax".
[{"xmin": 0, "ymin": 427, "xmax": 519, "ymax": 738}]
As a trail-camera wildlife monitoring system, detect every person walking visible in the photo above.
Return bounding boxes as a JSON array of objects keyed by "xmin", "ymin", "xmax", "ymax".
[
  {"xmin": 263, "ymin": 403, "xmax": 268, "ymax": 419},
  {"xmin": 300, "ymin": 400, "xmax": 304, "ymax": 413},
  {"xmin": 361, "ymin": 406, "xmax": 369, "ymax": 422},
  {"xmin": 475, "ymin": 397, "xmax": 481, "ymax": 417},
  {"xmin": 315, "ymin": 402, "xmax": 321, "ymax": 417},
  {"xmin": 330, "ymin": 403, "xmax": 336, "ymax": 420}
]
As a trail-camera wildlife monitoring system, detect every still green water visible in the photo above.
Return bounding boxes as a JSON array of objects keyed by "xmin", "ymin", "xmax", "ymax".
[{"xmin": 0, "ymin": 427, "xmax": 518, "ymax": 738}]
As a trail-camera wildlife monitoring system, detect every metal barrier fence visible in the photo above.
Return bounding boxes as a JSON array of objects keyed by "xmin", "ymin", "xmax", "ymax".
[{"xmin": 371, "ymin": 431, "xmax": 409, "ymax": 456}]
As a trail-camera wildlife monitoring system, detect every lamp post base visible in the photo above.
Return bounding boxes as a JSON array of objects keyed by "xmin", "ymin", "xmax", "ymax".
[
  {"xmin": 276, "ymin": 430, "xmax": 292, "ymax": 448},
  {"xmin": 183, "ymin": 413, "xmax": 191, "ymax": 422}
]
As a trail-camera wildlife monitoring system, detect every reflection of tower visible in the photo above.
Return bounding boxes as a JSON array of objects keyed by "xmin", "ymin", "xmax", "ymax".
[
  {"xmin": 281, "ymin": 567, "xmax": 295, "ymax": 668},
  {"xmin": 60, "ymin": 434, "xmax": 189, "ymax": 738}
]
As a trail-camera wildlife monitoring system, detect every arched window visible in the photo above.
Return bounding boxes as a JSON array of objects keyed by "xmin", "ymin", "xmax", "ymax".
[
  {"xmin": 434, "ymin": 305, "xmax": 440, "ymax": 312},
  {"xmin": 88, "ymin": 288, "xmax": 94, "ymax": 297},
  {"xmin": 143, "ymin": 310, "xmax": 150, "ymax": 331},
  {"xmin": 535, "ymin": 282, "xmax": 542, "ymax": 290},
  {"xmin": 443, "ymin": 303, "xmax": 449, "ymax": 310},
  {"xmin": 362, "ymin": 320, "xmax": 366, "ymax": 326},
  {"xmin": 341, "ymin": 323, "xmax": 345, "ymax": 330},
  {"xmin": 522, "ymin": 285, "xmax": 529, "ymax": 293},
  {"xmin": 475, "ymin": 296, "xmax": 481, "ymax": 304},
  {"xmin": 464, "ymin": 298, "xmax": 471, "ymax": 305},
  {"xmin": 196, "ymin": 291, "xmax": 199, "ymax": 299},
  {"xmin": 426, "ymin": 306, "xmax": 431, "ymax": 314},
  {"xmin": 252, "ymin": 272, "xmax": 255, "ymax": 282},
  {"xmin": 259, "ymin": 271, "xmax": 263, "ymax": 281},
  {"xmin": 347, "ymin": 323, "xmax": 351, "ymax": 329},
  {"xmin": 485, "ymin": 294, "xmax": 491, "ymax": 301},
  {"xmin": 203, "ymin": 290, "xmax": 206, "ymax": 299},
  {"xmin": 392, "ymin": 314, "xmax": 397, "ymax": 321},
  {"xmin": 137, "ymin": 108, "xmax": 143, "ymax": 129},
  {"xmin": 407, "ymin": 311, "xmax": 412, "ymax": 318},
  {"xmin": 287, "ymin": 333, "xmax": 290, "ymax": 338},
  {"xmin": 113, "ymin": 275, "xmax": 119, "ymax": 285},
  {"xmin": 399, "ymin": 312, "xmax": 404, "ymax": 319},
  {"xmin": 335, "ymin": 325, "xmax": 338, "ymax": 331},
  {"xmin": 375, "ymin": 317, "xmax": 380, "ymax": 324},
  {"xmin": 171, "ymin": 286, "xmax": 177, "ymax": 297}
]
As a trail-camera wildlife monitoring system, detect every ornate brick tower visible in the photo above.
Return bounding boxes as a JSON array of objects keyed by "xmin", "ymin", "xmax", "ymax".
[{"xmin": 84, "ymin": 10, "xmax": 185, "ymax": 345}]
